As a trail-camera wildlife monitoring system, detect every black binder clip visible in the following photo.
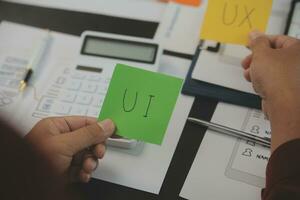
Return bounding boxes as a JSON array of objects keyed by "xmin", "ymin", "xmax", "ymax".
[
  {"xmin": 206, "ymin": 42, "xmax": 221, "ymax": 52},
  {"xmin": 198, "ymin": 40, "xmax": 221, "ymax": 53}
]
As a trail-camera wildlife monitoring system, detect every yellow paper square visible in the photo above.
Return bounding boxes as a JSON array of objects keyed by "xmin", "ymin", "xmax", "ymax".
[{"xmin": 200, "ymin": 0, "xmax": 273, "ymax": 45}]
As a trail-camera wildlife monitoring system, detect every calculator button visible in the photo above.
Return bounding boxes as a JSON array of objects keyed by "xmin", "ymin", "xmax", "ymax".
[
  {"xmin": 76, "ymin": 94, "xmax": 92, "ymax": 105},
  {"xmin": 55, "ymin": 76, "xmax": 66, "ymax": 85},
  {"xmin": 53, "ymin": 102, "xmax": 71, "ymax": 115},
  {"xmin": 67, "ymin": 80, "xmax": 81, "ymax": 91},
  {"xmin": 63, "ymin": 68, "xmax": 71, "ymax": 75},
  {"xmin": 97, "ymin": 85, "xmax": 108, "ymax": 95},
  {"xmin": 92, "ymin": 95, "xmax": 103, "ymax": 107},
  {"xmin": 32, "ymin": 112, "xmax": 48, "ymax": 119},
  {"xmin": 37, "ymin": 97, "xmax": 55, "ymax": 113},
  {"xmin": 61, "ymin": 92, "xmax": 77, "ymax": 103},
  {"xmin": 88, "ymin": 74, "xmax": 102, "ymax": 82},
  {"xmin": 81, "ymin": 83, "xmax": 97, "ymax": 93},
  {"xmin": 46, "ymin": 88, "xmax": 60, "ymax": 97},
  {"xmin": 72, "ymin": 72, "xmax": 86, "ymax": 80},
  {"xmin": 70, "ymin": 106, "xmax": 88, "ymax": 116},
  {"xmin": 104, "ymin": 78, "xmax": 111, "ymax": 84},
  {"xmin": 87, "ymin": 108, "xmax": 100, "ymax": 117}
]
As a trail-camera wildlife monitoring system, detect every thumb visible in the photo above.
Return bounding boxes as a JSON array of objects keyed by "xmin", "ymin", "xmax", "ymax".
[
  {"xmin": 59, "ymin": 119, "xmax": 115, "ymax": 155},
  {"xmin": 248, "ymin": 31, "xmax": 271, "ymax": 53}
]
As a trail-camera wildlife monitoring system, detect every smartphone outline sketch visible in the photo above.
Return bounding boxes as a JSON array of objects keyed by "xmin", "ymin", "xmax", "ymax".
[
  {"xmin": 225, "ymin": 109, "xmax": 267, "ymax": 188},
  {"xmin": 225, "ymin": 139, "xmax": 266, "ymax": 188}
]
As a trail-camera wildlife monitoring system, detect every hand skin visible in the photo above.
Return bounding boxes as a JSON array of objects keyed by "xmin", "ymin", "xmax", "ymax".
[
  {"xmin": 242, "ymin": 32, "xmax": 300, "ymax": 152},
  {"xmin": 25, "ymin": 116, "xmax": 115, "ymax": 183}
]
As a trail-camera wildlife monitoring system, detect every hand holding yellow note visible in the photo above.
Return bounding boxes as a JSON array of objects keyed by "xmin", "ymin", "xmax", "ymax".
[{"xmin": 200, "ymin": 0, "xmax": 273, "ymax": 45}]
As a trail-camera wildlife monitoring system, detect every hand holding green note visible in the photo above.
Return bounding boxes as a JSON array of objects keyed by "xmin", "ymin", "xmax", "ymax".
[{"xmin": 98, "ymin": 64, "xmax": 183, "ymax": 145}]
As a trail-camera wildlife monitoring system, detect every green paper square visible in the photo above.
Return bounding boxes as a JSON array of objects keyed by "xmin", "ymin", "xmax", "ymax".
[{"xmin": 98, "ymin": 64, "xmax": 183, "ymax": 145}]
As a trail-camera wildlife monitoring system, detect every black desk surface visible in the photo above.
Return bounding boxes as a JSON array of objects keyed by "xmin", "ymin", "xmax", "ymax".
[{"xmin": 0, "ymin": 2, "xmax": 218, "ymax": 199}]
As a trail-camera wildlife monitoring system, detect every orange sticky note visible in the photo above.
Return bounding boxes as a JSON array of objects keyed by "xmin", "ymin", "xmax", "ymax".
[
  {"xmin": 173, "ymin": 0, "xmax": 201, "ymax": 7},
  {"xmin": 200, "ymin": 0, "xmax": 273, "ymax": 45}
]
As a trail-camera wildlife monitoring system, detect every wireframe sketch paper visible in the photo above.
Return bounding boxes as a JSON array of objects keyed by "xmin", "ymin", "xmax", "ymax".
[{"xmin": 180, "ymin": 102, "xmax": 271, "ymax": 200}]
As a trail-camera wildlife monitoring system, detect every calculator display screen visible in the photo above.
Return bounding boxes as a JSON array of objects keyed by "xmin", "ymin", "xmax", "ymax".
[{"xmin": 81, "ymin": 36, "xmax": 158, "ymax": 64}]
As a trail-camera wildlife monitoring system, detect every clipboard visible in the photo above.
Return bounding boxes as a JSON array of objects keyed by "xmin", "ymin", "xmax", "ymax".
[
  {"xmin": 182, "ymin": 45, "xmax": 261, "ymax": 109},
  {"xmin": 182, "ymin": 0, "xmax": 300, "ymax": 110}
]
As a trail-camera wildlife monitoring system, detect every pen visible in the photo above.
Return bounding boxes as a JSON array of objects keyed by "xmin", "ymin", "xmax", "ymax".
[
  {"xmin": 187, "ymin": 117, "xmax": 271, "ymax": 148},
  {"xmin": 19, "ymin": 30, "xmax": 51, "ymax": 92}
]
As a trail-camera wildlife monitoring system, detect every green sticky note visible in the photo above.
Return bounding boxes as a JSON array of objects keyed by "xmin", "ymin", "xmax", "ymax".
[{"xmin": 98, "ymin": 64, "xmax": 183, "ymax": 145}]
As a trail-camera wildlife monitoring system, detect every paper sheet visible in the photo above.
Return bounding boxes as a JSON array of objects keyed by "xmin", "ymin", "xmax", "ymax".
[
  {"xmin": 99, "ymin": 64, "xmax": 183, "ymax": 145},
  {"xmin": 0, "ymin": 21, "xmax": 80, "ymax": 134},
  {"xmin": 192, "ymin": 0, "xmax": 290, "ymax": 94},
  {"xmin": 156, "ymin": 1, "xmax": 208, "ymax": 54},
  {"xmin": 180, "ymin": 102, "xmax": 271, "ymax": 200},
  {"xmin": 0, "ymin": 21, "xmax": 76, "ymax": 126}
]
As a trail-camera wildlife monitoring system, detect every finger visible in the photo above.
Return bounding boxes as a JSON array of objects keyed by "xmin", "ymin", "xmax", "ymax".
[
  {"xmin": 62, "ymin": 116, "xmax": 97, "ymax": 131},
  {"xmin": 79, "ymin": 170, "xmax": 91, "ymax": 183},
  {"xmin": 93, "ymin": 144, "xmax": 106, "ymax": 159},
  {"xmin": 59, "ymin": 119, "xmax": 115, "ymax": 155},
  {"xmin": 82, "ymin": 157, "xmax": 98, "ymax": 173},
  {"xmin": 242, "ymin": 54, "xmax": 252, "ymax": 70},
  {"xmin": 69, "ymin": 165, "xmax": 82, "ymax": 183},
  {"xmin": 248, "ymin": 31, "xmax": 272, "ymax": 53},
  {"xmin": 243, "ymin": 68, "xmax": 251, "ymax": 82},
  {"xmin": 71, "ymin": 150, "xmax": 97, "ymax": 166},
  {"xmin": 71, "ymin": 150, "xmax": 89, "ymax": 166},
  {"xmin": 40, "ymin": 116, "xmax": 98, "ymax": 134},
  {"xmin": 267, "ymin": 35, "xmax": 300, "ymax": 49}
]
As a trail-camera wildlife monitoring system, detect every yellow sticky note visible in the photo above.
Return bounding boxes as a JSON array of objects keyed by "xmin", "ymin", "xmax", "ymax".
[{"xmin": 200, "ymin": 0, "xmax": 273, "ymax": 45}]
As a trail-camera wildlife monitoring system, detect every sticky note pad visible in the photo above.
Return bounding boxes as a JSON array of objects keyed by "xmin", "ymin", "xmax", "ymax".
[
  {"xmin": 173, "ymin": 0, "xmax": 201, "ymax": 7},
  {"xmin": 200, "ymin": 0, "xmax": 273, "ymax": 45},
  {"xmin": 98, "ymin": 64, "xmax": 183, "ymax": 145}
]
